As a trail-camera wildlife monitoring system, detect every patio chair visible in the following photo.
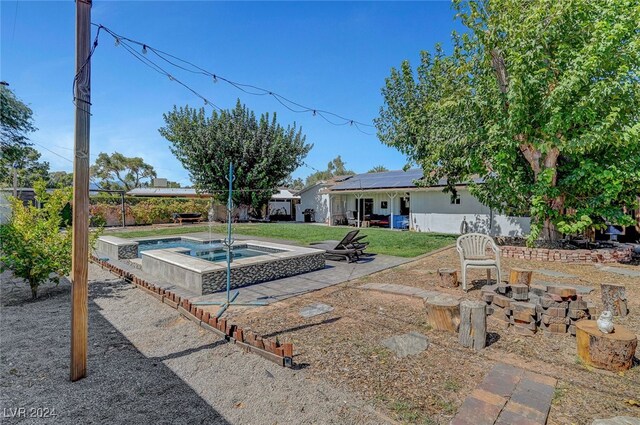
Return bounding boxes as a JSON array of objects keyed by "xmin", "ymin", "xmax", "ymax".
[
  {"xmin": 309, "ymin": 229, "xmax": 366, "ymax": 261},
  {"xmin": 346, "ymin": 210, "xmax": 359, "ymax": 227},
  {"xmin": 456, "ymin": 233, "xmax": 502, "ymax": 292},
  {"xmin": 309, "ymin": 242, "xmax": 359, "ymax": 263}
]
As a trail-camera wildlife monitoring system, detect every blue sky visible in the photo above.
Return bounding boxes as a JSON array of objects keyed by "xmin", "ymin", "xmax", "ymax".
[{"xmin": 1, "ymin": 1, "xmax": 463, "ymax": 186}]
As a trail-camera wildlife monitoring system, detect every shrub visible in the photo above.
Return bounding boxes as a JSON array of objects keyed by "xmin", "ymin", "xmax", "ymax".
[{"xmin": 0, "ymin": 181, "xmax": 100, "ymax": 299}]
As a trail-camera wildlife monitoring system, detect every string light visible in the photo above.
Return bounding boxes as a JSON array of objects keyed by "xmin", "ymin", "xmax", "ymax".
[{"xmin": 91, "ymin": 23, "xmax": 376, "ymax": 135}]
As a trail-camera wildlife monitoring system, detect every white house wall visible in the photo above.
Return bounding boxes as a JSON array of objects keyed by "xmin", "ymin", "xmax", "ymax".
[
  {"xmin": 409, "ymin": 189, "xmax": 530, "ymax": 236},
  {"xmin": 296, "ymin": 185, "xmax": 331, "ymax": 223},
  {"xmin": 342, "ymin": 192, "xmax": 401, "ymax": 215},
  {"xmin": 334, "ymin": 189, "xmax": 530, "ymax": 236}
]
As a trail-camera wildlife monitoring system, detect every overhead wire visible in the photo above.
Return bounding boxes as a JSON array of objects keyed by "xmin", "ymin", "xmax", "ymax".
[
  {"xmin": 32, "ymin": 142, "xmax": 306, "ymax": 193},
  {"xmin": 92, "ymin": 23, "xmax": 376, "ymax": 134},
  {"xmin": 31, "ymin": 141, "xmax": 106, "ymax": 190}
]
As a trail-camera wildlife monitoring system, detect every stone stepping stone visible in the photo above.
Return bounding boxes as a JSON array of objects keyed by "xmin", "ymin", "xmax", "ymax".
[
  {"xmin": 381, "ymin": 332, "xmax": 429, "ymax": 357},
  {"xmin": 592, "ymin": 418, "xmax": 640, "ymax": 425},
  {"xmin": 595, "ymin": 265, "xmax": 640, "ymax": 278},
  {"xmin": 300, "ymin": 302, "xmax": 334, "ymax": 318},
  {"xmin": 533, "ymin": 280, "xmax": 595, "ymax": 295},
  {"xmin": 360, "ymin": 282, "xmax": 440, "ymax": 300},
  {"xmin": 535, "ymin": 269, "xmax": 578, "ymax": 279}
]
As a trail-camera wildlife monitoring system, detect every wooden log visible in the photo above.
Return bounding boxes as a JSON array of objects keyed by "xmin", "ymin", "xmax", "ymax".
[
  {"xmin": 458, "ymin": 301, "xmax": 486, "ymax": 350},
  {"xmin": 425, "ymin": 295, "xmax": 461, "ymax": 332},
  {"xmin": 576, "ymin": 320, "xmax": 637, "ymax": 371},
  {"xmin": 600, "ymin": 283, "xmax": 628, "ymax": 317},
  {"xmin": 508, "ymin": 268, "xmax": 533, "ymax": 286},
  {"xmin": 437, "ymin": 268, "xmax": 458, "ymax": 288}
]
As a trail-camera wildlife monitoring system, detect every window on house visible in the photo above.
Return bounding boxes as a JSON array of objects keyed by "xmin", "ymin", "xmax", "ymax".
[{"xmin": 451, "ymin": 194, "xmax": 461, "ymax": 205}]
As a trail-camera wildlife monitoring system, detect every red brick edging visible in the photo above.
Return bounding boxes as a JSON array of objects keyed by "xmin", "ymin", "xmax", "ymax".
[
  {"xmin": 500, "ymin": 245, "xmax": 632, "ymax": 263},
  {"xmin": 90, "ymin": 255, "xmax": 294, "ymax": 368}
]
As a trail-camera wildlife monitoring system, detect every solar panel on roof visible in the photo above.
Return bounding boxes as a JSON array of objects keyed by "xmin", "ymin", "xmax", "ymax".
[{"xmin": 331, "ymin": 169, "xmax": 426, "ymax": 190}]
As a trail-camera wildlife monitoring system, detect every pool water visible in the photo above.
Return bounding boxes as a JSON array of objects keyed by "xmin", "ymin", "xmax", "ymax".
[
  {"xmin": 138, "ymin": 238, "xmax": 223, "ymax": 257},
  {"xmin": 137, "ymin": 238, "xmax": 270, "ymax": 263},
  {"xmin": 195, "ymin": 248, "xmax": 268, "ymax": 262}
]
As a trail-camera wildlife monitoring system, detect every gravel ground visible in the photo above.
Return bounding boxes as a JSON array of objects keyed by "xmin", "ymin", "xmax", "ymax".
[
  {"xmin": 224, "ymin": 248, "xmax": 640, "ymax": 424},
  {"xmin": 0, "ymin": 266, "xmax": 389, "ymax": 425}
]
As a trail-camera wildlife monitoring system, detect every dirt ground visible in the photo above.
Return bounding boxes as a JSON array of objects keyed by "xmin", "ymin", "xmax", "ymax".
[
  {"xmin": 2, "ymin": 248, "xmax": 638, "ymax": 424},
  {"xmin": 223, "ymin": 247, "xmax": 640, "ymax": 425},
  {"xmin": 0, "ymin": 268, "xmax": 390, "ymax": 425}
]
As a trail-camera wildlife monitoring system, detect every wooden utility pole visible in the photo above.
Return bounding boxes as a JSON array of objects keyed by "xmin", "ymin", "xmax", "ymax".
[{"xmin": 70, "ymin": 0, "xmax": 92, "ymax": 382}]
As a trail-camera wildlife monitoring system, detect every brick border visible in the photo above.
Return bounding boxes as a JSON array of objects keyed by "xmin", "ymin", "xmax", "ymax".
[
  {"xmin": 500, "ymin": 245, "xmax": 632, "ymax": 263},
  {"xmin": 91, "ymin": 255, "xmax": 294, "ymax": 368}
]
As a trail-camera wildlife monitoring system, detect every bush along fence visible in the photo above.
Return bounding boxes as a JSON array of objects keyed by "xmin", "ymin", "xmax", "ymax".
[
  {"xmin": 89, "ymin": 197, "xmax": 213, "ymax": 227},
  {"xmin": 90, "ymin": 255, "xmax": 294, "ymax": 368}
]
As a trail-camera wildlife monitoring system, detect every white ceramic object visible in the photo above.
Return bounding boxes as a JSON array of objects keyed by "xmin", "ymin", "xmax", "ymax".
[{"xmin": 597, "ymin": 311, "xmax": 614, "ymax": 334}]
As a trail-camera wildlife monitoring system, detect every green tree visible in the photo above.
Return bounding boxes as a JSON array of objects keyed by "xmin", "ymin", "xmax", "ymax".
[
  {"xmin": 305, "ymin": 155, "xmax": 355, "ymax": 186},
  {"xmin": 159, "ymin": 100, "xmax": 311, "ymax": 215},
  {"xmin": 0, "ymin": 181, "xmax": 72, "ymax": 299},
  {"xmin": 367, "ymin": 165, "xmax": 389, "ymax": 173},
  {"xmin": 376, "ymin": 0, "xmax": 640, "ymax": 242},
  {"xmin": 1, "ymin": 85, "xmax": 36, "ymax": 157},
  {"xmin": 0, "ymin": 146, "xmax": 50, "ymax": 188},
  {"xmin": 282, "ymin": 176, "xmax": 305, "ymax": 190},
  {"xmin": 91, "ymin": 152, "xmax": 157, "ymax": 191},
  {"xmin": 47, "ymin": 171, "xmax": 74, "ymax": 188}
]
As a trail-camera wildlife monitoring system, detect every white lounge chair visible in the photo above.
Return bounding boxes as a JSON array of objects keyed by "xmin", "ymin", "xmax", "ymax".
[{"xmin": 456, "ymin": 233, "xmax": 502, "ymax": 291}]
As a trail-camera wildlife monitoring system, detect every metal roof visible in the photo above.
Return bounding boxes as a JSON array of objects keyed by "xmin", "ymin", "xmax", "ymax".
[
  {"xmin": 127, "ymin": 188, "xmax": 204, "ymax": 197},
  {"xmin": 127, "ymin": 187, "xmax": 298, "ymax": 200},
  {"xmin": 329, "ymin": 169, "xmax": 484, "ymax": 191},
  {"xmin": 271, "ymin": 189, "xmax": 300, "ymax": 200}
]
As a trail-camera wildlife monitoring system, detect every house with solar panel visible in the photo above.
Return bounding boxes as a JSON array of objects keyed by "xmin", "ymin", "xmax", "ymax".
[{"xmin": 301, "ymin": 168, "xmax": 530, "ymax": 236}]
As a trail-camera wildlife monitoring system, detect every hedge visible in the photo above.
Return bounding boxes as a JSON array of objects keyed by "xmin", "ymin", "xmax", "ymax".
[{"xmin": 89, "ymin": 197, "xmax": 213, "ymax": 226}]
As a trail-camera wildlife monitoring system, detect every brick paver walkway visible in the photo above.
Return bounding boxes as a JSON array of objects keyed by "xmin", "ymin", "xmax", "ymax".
[{"xmin": 451, "ymin": 363, "xmax": 556, "ymax": 425}]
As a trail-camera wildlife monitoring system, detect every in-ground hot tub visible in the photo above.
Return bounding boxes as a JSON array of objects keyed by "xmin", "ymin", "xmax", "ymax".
[{"xmin": 96, "ymin": 235, "xmax": 326, "ymax": 295}]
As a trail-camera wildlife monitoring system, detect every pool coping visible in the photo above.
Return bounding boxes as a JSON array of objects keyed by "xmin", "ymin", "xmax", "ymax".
[{"xmin": 140, "ymin": 240, "xmax": 326, "ymax": 274}]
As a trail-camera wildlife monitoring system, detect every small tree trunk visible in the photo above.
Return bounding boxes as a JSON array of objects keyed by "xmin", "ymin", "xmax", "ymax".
[
  {"xmin": 542, "ymin": 218, "xmax": 560, "ymax": 241},
  {"xmin": 508, "ymin": 268, "xmax": 533, "ymax": 286},
  {"xmin": 30, "ymin": 280, "xmax": 38, "ymax": 299},
  {"xmin": 459, "ymin": 301, "xmax": 486, "ymax": 350},
  {"xmin": 601, "ymin": 283, "xmax": 628, "ymax": 317},
  {"xmin": 424, "ymin": 295, "xmax": 461, "ymax": 332},
  {"xmin": 437, "ymin": 268, "xmax": 458, "ymax": 288}
]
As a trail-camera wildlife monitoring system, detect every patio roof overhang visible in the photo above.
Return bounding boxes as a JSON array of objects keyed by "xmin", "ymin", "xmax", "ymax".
[{"xmin": 324, "ymin": 185, "xmax": 470, "ymax": 195}]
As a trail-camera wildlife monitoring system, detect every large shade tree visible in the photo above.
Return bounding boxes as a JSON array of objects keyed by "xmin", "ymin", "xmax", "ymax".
[
  {"xmin": 376, "ymin": 0, "xmax": 640, "ymax": 242},
  {"xmin": 91, "ymin": 152, "xmax": 157, "ymax": 191},
  {"xmin": 160, "ymin": 100, "xmax": 311, "ymax": 214},
  {"xmin": 1, "ymin": 85, "xmax": 36, "ymax": 156},
  {"xmin": 0, "ymin": 146, "xmax": 49, "ymax": 188}
]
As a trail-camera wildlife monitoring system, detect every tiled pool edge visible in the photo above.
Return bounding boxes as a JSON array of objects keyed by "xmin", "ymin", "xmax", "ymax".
[
  {"xmin": 140, "ymin": 240, "xmax": 326, "ymax": 295},
  {"xmin": 95, "ymin": 235, "xmax": 138, "ymax": 260}
]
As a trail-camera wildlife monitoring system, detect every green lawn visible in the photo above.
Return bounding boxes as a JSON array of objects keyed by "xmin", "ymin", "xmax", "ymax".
[{"xmin": 114, "ymin": 223, "xmax": 456, "ymax": 258}]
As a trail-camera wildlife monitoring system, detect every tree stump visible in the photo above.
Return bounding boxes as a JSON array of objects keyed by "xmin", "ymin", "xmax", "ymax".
[
  {"xmin": 575, "ymin": 320, "xmax": 637, "ymax": 371},
  {"xmin": 437, "ymin": 268, "xmax": 459, "ymax": 288},
  {"xmin": 459, "ymin": 300, "xmax": 486, "ymax": 350},
  {"xmin": 508, "ymin": 268, "xmax": 532, "ymax": 286},
  {"xmin": 425, "ymin": 295, "xmax": 461, "ymax": 332},
  {"xmin": 601, "ymin": 283, "xmax": 628, "ymax": 316}
]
